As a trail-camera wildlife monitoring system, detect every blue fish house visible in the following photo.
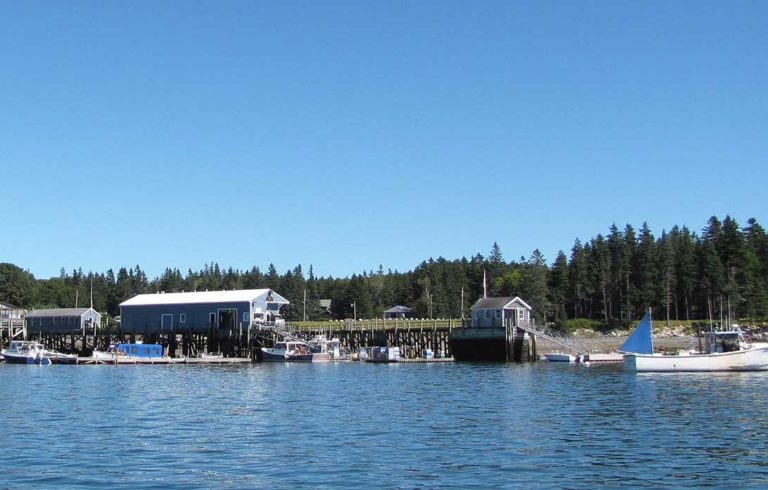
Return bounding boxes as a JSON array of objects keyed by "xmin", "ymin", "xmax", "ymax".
[
  {"xmin": 26, "ymin": 307, "xmax": 102, "ymax": 335},
  {"xmin": 119, "ymin": 289, "xmax": 290, "ymax": 333}
]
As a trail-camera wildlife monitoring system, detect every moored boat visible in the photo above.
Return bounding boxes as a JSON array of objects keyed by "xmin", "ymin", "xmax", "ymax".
[
  {"xmin": 262, "ymin": 341, "xmax": 328, "ymax": 362},
  {"xmin": 2, "ymin": 341, "xmax": 52, "ymax": 365},
  {"xmin": 622, "ymin": 311, "xmax": 768, "ymax": 372},
  {"xmin": 47, "ymin": 348, "xmax": 78, "ymax": 364},
  {"xmin": 541, "ymin": 352, "xmax": 578, "ymax": 363}
]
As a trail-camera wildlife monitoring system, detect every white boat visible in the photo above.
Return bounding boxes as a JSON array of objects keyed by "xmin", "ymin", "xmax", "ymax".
[
  {"xmin": 541, "ymin": 352, "xmax": 578, "ymax": 363},
  {"xmin": 622, "ymin": 311, "xmax": 768, "ymax": 372},
  {"xmin": 47, "ymin": 348, "xmax": 78, "ymax": 364},
  {"xmin": 309, "ymin": 335, "xmax": 343, "ymax": 359},
  {"xmin": 261, "ymin": 341, "xmax": 328, "ymax": 362},
  {"xmin": 1, "ymin": 341, "xmax": 52, "ymax": 365}
]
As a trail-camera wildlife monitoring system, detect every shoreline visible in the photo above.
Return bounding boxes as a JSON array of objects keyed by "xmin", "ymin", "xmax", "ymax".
[{"xmin": 535, "ymin": 334, "xmax": 696, "ymax": 353}]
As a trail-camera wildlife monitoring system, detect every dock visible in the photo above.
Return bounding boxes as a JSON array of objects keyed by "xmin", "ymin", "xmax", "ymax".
[
  {"xmin": 396, "ymin": 357, "xmax": 454, "ymax": 363},
  {"xmin": 73, "ymin": 356, "xmax": 252, "ymax": 365}
]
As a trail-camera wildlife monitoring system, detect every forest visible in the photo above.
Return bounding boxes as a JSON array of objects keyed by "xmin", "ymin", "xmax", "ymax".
[{"xmin": 1, "ymin": 215, "xmax": 766, "ymax": 331}]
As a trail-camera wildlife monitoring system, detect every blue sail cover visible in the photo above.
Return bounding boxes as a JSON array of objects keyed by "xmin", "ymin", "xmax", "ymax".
[{"xmin": 618, "ymin": 311, "xmax": 654, "ymax": 354}]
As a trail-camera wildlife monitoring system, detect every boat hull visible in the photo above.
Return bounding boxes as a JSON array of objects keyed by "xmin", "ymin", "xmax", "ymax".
[
  {"xmin": 542, "ymin": 352, "xmax": 577, "ymax": 363},
  {"xmin": 624, "ymin": 346, "xmax": 768, "ymax": 372},
  {"xmin": 3, "ymin": 353, "xmax": 51, "ymax": 365},
  {"xmin": 260, "ymin": 349, "xmax": 314, "ymax": 362}
]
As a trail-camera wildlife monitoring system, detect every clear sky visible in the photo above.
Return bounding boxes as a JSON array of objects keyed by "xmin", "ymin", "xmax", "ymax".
[{"xmin": 2, "ymin": 1, "xmax": 766, "ymax": 280}]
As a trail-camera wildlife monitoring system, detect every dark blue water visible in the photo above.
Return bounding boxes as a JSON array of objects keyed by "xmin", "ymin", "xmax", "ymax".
[{"xmin": 1, "ymin": 361, "xmax": 767, "ymax": 489}]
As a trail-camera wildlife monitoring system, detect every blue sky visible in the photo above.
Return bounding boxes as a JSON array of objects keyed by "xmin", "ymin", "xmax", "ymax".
[{"xmin": 2, "ymin": 1, "xmax": 766, "ymax": 280}]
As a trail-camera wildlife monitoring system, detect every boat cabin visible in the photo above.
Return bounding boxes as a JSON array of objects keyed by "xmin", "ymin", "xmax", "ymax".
[
  {"xmin": 273, "ymin": 342, "xmax": 309, "ymax": 355},
  {"xmin": 116, "ymin": 343, "xmax": 164, "ymax": 358},
  {"xmin": 706, "ymin": 328, "xmax": 748, "ymax": 354},
  {"xmin": 4, "ymin": 340, "xmax": 45, "ymax": 355}
]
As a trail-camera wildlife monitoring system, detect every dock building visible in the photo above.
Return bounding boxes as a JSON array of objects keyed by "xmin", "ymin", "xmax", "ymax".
[
  {"xmin": 383, "ymin": 305, "xmax": 415, "ymax": 319},
  {"xmin": 1, "ymin": 301, "xmax": 26, "ymax": 340},
  {"xmin": 26, "ymin": 307, "xmax": 102, "ymax": 335},
  {"xmin": 119, "ymin": 289, "xmax": 289, "ymax": 333},
  {"xmin": 449, "ymin": 296, "xmax": 533, "ymax": 361}
]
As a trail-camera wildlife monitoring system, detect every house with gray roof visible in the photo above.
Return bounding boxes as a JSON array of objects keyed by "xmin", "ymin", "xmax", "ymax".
[
  {"xmin": 26, "ymin": 307, "xmax": 102, "ymax": 334},
  {"xmin": 383, "ymin": 305, "xmax": 415, "ymax": 319},
  {"xmin": 470, "ymin": 297, "xmax": 531, "ymax": 328},
  {"xmin": 0, "ymin": 301, "xmax": 26, "ymax": 321}
]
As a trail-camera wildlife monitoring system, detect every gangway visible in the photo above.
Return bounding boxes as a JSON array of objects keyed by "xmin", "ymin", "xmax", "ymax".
[
  {"xmin": 253, "ymin": 323, "xmax": 305, "ymax": 344},
  {"xmin": 514, "ymin": 322, "xmax": 591, "ymax": 355}
]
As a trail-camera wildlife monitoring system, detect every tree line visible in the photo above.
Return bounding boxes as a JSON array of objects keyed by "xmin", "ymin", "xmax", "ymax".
[{"xmin": 1, "ymin": 215, "xmax": 766, "ymax": 330}]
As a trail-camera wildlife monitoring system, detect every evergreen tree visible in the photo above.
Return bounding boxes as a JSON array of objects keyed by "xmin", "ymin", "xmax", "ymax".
[
  {"xmin": 631, "ymin": 223, "xmax": 657, "ymax": 317},
  {"xmin": 568, "ymin": 239, "xmax": 590, "ymax": 318},
  {"xmin": 548, "ymin": 251, "xmax": 570, "ymax": 330},
  {"xmin": 520, "ymin": 249, "xmax": 550, "ymax": 324},
  {"xmin": 0, "ymin": 264, "xmax": 37, "ymax": 308}
]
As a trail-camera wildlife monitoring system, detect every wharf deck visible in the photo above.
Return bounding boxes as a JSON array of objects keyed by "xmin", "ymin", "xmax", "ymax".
[
  {"xmin": 397, "ymin": 357, "xmax": 455, "ymax": 363},
  {"xmin": 75, "ymin": 356, "xmax": 252, "ymax": 365}
]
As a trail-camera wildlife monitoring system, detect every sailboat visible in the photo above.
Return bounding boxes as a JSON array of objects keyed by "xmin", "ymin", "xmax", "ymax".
[{"xmin": 622, "ymin": 310, "xmax": 768, "ymax": 372}]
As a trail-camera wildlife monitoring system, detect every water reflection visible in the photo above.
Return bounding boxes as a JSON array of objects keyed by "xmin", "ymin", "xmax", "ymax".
[{"xmin": 1, "ymin": 362, "xmax": 767, "ymax": 487}]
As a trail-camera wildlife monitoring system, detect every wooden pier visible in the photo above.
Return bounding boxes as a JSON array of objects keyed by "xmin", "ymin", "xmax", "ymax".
[
  {"xmin": 22, "ymin": 318, "xmax": 542, "ymax": 364},
  {"xmin": 73, "ymin": 356, "xmax": 252, "ymax": 365}
]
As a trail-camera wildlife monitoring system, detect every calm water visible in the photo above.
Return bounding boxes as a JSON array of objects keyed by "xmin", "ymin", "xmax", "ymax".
[{"xmin": 1, "ymin": 361, "xmax": 767, "ymax": 489}]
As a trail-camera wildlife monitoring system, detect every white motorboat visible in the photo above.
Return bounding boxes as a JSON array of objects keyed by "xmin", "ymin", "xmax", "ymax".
[
  {"xmin": 622, "ymin": 312, "xmax": 768, "ymax": 372},
  {"xmin": 2, "ymin": 341, "xmax": 52, "ymax": 365},
  {"xmin": 309, "ymin": 335, "xmax": 343, "ymax": 359},
  {"xmin": 47, "ymin": 348, "xmax": 78, "ymax": 364},
  {"xmin": 261, "ymin": 341, "xmax": 328, "ymax": 362},
  {"xmin": 541, "ymin": 352, "xmax": 578, "ymax": 363}
]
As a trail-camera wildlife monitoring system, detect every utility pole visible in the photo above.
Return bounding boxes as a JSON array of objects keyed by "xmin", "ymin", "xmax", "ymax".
[{"xmin": 303, "ymin": 289, "xmax": 307, "ymax": 322}]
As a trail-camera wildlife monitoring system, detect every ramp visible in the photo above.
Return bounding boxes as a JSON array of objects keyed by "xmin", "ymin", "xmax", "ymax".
[{"xmin": 515, "ymin": 323, "xmax": 591, "ymax": 355}]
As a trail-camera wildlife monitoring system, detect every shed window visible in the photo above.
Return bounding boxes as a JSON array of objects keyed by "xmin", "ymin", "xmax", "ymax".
[
  {"xmin": 518, "ymin": 310, "xmax": 524, "ymax": 319},
  {"xmin": 496, "ymin": 310, "xmax": 501, "ymax": 319},
  {"xmin": 485, "ymin": 310, "xmax": 490, "ymax": 319},
  {"xmin": 180, "ymin": 314, "xmax": 186, "ymax": 324},
  {"xmin": 243, "ymin": 312, "xmax": 248, "ymax": 322}
]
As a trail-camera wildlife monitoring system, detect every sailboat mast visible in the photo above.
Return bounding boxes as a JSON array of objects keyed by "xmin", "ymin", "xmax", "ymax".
[{"xmin": 649, "ymin": 307, "xmax": 654, "ymax": 354}]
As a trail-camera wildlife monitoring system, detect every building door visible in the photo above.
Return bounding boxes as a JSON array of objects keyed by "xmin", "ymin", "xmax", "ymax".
[
  {"xmin": 161, "ymin": 314, "xmax": 173, "ymax": 331},
  {"xmin": 218, "ymin": 309, "xmax": 236, "ymax": 330}
]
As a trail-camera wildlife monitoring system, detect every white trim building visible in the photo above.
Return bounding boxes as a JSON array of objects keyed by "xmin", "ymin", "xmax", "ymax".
[
  {"xmin": 119, "ymin": 289, "xmax": 290, "ymax": 333},
  {"xmin": 470, "ymin": 296, "xmax": 532, "ymax": 328}
]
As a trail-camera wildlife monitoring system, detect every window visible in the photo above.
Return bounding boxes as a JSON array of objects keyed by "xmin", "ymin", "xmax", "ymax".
[
  {"xmin": 180, "ymin": 314, "xmax": 186, "ymax": 324},
  {"xmin": 496, "ymin": 310, "xmax": 501, "ymax": 319},
  {"xmin": 518, "ymin": 309, "xmax": 524, "ymax": 319},
  {"xmin": 485, "ymin": 310, "xmax": 490, "ymax": 319},
  {"xmin": 243, "ymin": 312, "xmax": 248, "ymax": 322}
]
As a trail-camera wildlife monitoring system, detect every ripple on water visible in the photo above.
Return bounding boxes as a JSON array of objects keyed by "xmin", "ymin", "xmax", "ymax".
[{"xmin": 1, "ymin": 362, "xmax": 768, "ymax": 487}]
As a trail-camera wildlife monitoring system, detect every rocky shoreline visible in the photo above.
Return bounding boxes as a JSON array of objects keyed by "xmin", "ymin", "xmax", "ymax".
[{"xmin": 534, "ymin": 334, "xmax": 695, "ymax": 353}]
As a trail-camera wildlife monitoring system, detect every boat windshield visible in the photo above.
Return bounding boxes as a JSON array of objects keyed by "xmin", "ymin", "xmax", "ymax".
[{"xmin": 709, "ymin": 332, "xmax": 742, "ymax": 353}]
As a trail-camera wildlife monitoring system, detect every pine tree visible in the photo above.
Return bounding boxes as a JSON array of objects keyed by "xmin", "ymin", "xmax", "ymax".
[
  {"xmin": 520, "ymin": 249, "xmax": 550, "ymax": 324},
  {"xmin": 548, "ymin": 251, "xmax": 570, "ymax": 330}
]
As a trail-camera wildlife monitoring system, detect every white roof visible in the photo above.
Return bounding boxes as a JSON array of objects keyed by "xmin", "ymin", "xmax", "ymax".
[{"xmin": 120, "ymin": 289, "xmax": 288, "ymax": 307}]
